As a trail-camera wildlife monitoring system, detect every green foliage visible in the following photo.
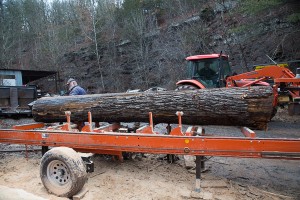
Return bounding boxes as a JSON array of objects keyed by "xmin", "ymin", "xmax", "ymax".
[
  {"xmin": 287, "ymin": 13, "xmax": 300, "ymax": 23},
  {"xmin": 240, "ymin": 0, "xmax": 282, "ymax": 14}
]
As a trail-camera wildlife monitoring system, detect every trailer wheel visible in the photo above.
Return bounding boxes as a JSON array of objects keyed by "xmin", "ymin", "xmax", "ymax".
[{"xmin": 40, "ymin": 147, "xmax": 87, "ymax": 198}]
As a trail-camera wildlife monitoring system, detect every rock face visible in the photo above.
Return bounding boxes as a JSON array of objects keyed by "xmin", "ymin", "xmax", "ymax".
[
  {"xmin": 53, "ymin": 1, "xmax": 299, "ymax": 94},
  {"xmin": 32, "ymin": 86, "xmax": 274, "ymax": 129}
]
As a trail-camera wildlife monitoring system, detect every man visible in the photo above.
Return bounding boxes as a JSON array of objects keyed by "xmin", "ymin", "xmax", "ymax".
[
  {"xmin": 66, "ymin": 78, "xmax": 87, "ymax": 95},
  {"xmin": 199, "ymin": 62, "xmax": 216, "ymax": 79}
]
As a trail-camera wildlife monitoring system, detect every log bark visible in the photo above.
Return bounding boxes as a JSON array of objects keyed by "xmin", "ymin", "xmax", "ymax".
[{"xmin": 32, "ymin": 86, "xmax": 274, "ymax": 129}]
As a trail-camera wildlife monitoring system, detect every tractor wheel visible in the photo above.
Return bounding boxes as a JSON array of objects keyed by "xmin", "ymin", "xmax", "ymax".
[
  {"xmin": 175, "ymin": 85, "xmax": 198, "ymax": 91},
  {"xmin": 40, "ymin": 147, "xmax": 87, "ymax": 198}
]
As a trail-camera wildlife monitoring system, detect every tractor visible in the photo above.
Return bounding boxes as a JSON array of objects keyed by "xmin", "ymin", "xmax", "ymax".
[
  {"xmin": 176, "ymin": 54, "xmax": 232, "ymax": 90},
  {"xmin": 176, "ymin": 53, "xmax": 269, "ymax": 90},
  {"xmin": 176, "ymin": 53, "xmax": 300, "ymax": 115}
]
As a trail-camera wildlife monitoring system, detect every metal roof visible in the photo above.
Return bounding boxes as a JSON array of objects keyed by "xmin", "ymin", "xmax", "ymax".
[
  {"xmin": 186, "ymin": 54, "xmax": 228, "ymax": 61},
  {"xmin": 0, "ymin": 69, "xmax": 57, "ymax": 84}
]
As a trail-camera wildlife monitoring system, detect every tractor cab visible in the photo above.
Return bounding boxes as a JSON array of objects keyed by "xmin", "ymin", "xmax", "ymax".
[{"xmin": 177, "ymin": 54, "xmax": 232, "ymax": 89}]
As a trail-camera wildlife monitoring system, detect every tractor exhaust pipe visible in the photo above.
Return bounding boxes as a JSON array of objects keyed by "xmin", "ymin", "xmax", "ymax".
[
  {"xmin": 296, "ymin": 68, "xmax": 300, "ymax": 78},
  {"xmin": 288, "ymin": 67, "xmax": 300, "ymax": 116}
]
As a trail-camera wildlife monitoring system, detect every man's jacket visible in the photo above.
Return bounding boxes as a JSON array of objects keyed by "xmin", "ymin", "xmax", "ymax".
[{"xmin": 69, "ymin": 86, "xmax": 87, "ymax": 95}]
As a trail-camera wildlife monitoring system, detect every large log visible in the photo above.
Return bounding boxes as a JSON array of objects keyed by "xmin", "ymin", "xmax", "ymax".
[{"xmin": 32, "ymin": 86, "xmax": 274, "ymax": 129}]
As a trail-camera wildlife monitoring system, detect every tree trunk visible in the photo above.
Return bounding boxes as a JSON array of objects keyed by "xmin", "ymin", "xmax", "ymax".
[{"xmin": 32, "ymin": 86, "xmax": 274, "ymax": 129}]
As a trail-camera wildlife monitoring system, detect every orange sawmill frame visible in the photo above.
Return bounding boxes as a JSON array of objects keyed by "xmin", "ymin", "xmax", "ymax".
[
  {"xmin": 1, "ymin": 111, "xmax": 300, "ymax": 194},
  {"xmin": 0, "ymin": 111, "xmax": 299, "ymax": 160}
]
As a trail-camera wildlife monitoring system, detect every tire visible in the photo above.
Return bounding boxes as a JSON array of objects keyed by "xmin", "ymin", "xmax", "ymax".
[
  {"xmin": 175, "ymin": 85, "xmax": 198, "ymax": 91},
  {"xmin": 40, "ymin": 147, "xmax": 87, "ymax": 197}
]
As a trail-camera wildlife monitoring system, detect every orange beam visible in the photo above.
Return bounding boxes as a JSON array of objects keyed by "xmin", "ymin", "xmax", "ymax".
[
  {"xmin": 13, "ymin": 123, "xmax": 45, "ymax": 130},
  {"xmin": 241, "ymin": 77, "xmax": 267, "ymax": 87},
  {"xmin": 0, "ymin": 129, "xmax": 300, "ymax": 159},
  {"xmin": 226, "ymin": 66, "xmax": 297, "ymax": 87},
  {"xmin": 274, "ymin": 78, "xmax": 300, "ymax": 83}
]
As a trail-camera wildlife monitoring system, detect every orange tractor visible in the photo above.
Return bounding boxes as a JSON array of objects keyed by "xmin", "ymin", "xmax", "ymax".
[{"xmin": 176, "ymin": 53, "xmax": 300, "ymax": 115}]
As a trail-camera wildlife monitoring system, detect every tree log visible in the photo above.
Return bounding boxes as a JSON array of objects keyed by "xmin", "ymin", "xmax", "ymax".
[{"xmin": 32, "ymin": 86, "xmax": 274, "ymax": 129}]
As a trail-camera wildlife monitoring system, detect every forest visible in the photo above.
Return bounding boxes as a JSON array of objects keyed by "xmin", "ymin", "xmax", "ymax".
[{"xmin": 0, "ymin": 0, "xmax": 299, "ymax": 93}]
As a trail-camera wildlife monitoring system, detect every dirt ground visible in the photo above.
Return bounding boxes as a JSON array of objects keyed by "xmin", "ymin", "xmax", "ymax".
[{"xmin": 0, "ymin": 108, "xmax": 299, "ymax": 200}]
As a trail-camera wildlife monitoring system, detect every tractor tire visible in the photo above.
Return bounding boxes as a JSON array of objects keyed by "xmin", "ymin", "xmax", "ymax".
[
  {"xmin": 40, "ymin": 147, "xmax": 87, "ymax": 198},
  {"xmin": 175, "ymin": 85, "xmax": 198, "ymax": 91}
]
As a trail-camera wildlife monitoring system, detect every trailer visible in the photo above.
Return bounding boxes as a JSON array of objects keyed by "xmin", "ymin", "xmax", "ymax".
[
  {"xmin": 0, "ymin": 85, "xmax": 37, "ymax": 116},
  {"xmin": 0, "ymin": 111, "xmax": 300, "ymax": 198},
  {"xmin": 0, "ymin": 69, "xmax": 58, "ymax": 117}
]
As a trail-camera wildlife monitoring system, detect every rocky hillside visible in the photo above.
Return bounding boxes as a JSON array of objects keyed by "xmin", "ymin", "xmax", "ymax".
[
  {"xmin": 2, "ymin": 0, "xmax": 299, "ymax": 94},
  {"xmin": 54, "ymin": 0, "xmax": 299, "ymax": 94}
]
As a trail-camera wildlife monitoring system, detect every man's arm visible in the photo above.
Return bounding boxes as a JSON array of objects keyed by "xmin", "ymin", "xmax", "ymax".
[
  {"xmin": 69, "ymin": 86, "xmax": 79, "ymax": 95},
  {"xmin": 70, "ymin": 86, "xmax": 86, "ymax": 95}
]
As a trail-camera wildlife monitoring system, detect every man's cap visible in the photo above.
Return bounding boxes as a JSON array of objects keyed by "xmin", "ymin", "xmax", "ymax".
[{"xmin": 66, "ymin": 78, "xmax": 75, "ymax": 85}]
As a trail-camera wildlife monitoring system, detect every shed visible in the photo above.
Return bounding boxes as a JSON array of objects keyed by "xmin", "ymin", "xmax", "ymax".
[{"xmin": 0, "ymin": 69, "xmax": 57, "ymax": 86}]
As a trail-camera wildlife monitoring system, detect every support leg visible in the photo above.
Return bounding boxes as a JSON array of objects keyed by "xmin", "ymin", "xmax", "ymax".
[
  {"xmin": 42, "ymin": 146, "xmax": 49, "ymax": 156},
  {"xmin": 200, "ymin": 156, "xmax": 205, "ymax": 171},
  {"xmin": 167, "ymin": 154, "xmax": 176, "ymax": 163},
  {"xmin": 164, "ymin": 124, "xmax": 173, "ymax": 163},
  {"xmin": 195, "ymin": 156, "xmax": 201, "ymax": 192},
  {"xmin": 191, "ymin": 156, "xmax": 213, "ymax": 199}
]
